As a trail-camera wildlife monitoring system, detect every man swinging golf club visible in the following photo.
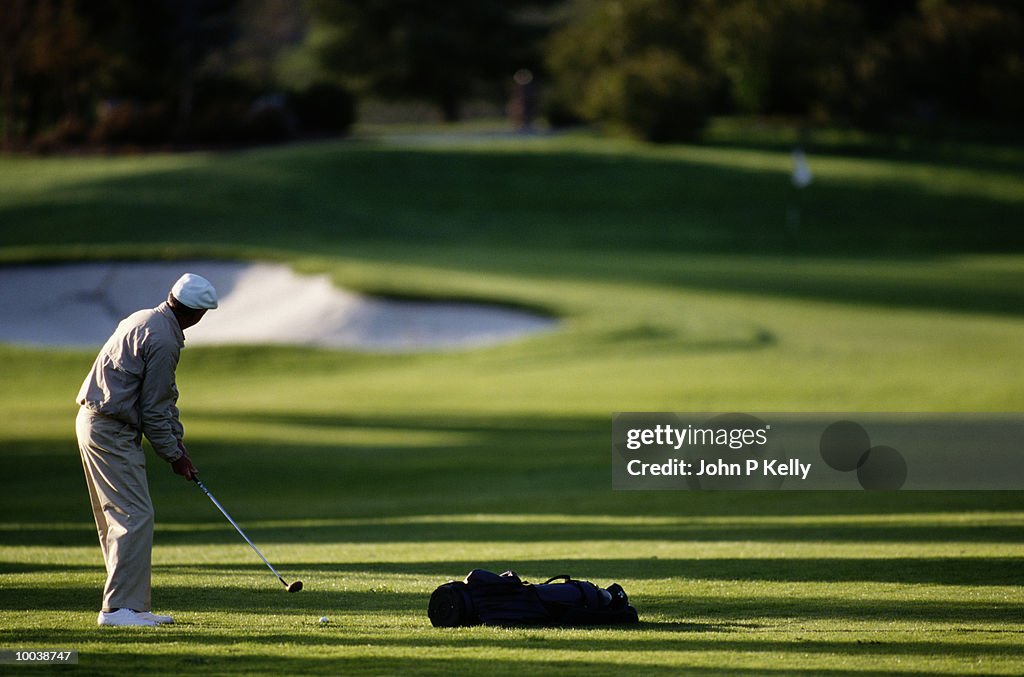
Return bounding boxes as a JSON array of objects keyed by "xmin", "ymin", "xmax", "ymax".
[{"xmin": 76, "ymin": 273, "xmax": 217, "ymax": 627}]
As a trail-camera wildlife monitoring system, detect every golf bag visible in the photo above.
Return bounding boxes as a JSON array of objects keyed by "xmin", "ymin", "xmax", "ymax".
[{"xmin": 428, "ymin": 569, "xmax": 639, "ymax": 627}]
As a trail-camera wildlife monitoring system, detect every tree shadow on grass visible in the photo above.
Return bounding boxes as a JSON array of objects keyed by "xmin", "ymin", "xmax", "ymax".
[
  {"xmin": 0, "ymin": 648, "xmax": 997, "ymax": 677},
  {"xmin": 4, "ymin": 519, "xmax": 1024, "ymax": 549},
  {"xmin": 299, "ymin": 556, "xmax": 1024, "ymax": 587},
  {"xmin": 6, "ymin": 552, "xmax": 1023, "ymax": 587},
  {"xmin": 5, "ymin": 419, "xmax": 1024, "ymax": 550},
  {"xmin": 4, "ymin": 571, "xmax": 1020, "ymax": 624},
  {"xmin": 3, "ymin": 615, "xmax": 1024, "ymax": 676},
  {"xmin": 6, "ymin": 625, "xmax": 1024, "ymax": 661}
]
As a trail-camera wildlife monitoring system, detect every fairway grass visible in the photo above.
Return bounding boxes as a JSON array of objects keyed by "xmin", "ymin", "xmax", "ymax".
[
  {"xmin": 1, "ymin": 130, "xmax": 1023, "ymax": 674},
  {"xmin": 3, "ymin": 514, "xmax": 1023, "ymax": 675}
]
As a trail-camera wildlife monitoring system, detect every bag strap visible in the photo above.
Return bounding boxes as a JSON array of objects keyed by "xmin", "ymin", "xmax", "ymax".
[{"xmin": 541, "ymin": 574, "xmax": 572, "ymax": 585}]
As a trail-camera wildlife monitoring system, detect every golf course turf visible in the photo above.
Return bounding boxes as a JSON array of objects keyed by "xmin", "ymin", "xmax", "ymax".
[{"xmin": 1, "ymin": 127, "xmax": 1022, "ymax": 674}]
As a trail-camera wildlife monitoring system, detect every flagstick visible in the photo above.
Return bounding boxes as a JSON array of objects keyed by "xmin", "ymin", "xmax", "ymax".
[{"xmin": 787, "ymin": 146, "xmax": 812, "ymax": 251}]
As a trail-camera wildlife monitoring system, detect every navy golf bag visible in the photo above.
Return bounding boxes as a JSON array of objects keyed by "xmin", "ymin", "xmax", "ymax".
[{"xmin": 428, "ymin": 569, "xmax": 639, "ymax": 627}]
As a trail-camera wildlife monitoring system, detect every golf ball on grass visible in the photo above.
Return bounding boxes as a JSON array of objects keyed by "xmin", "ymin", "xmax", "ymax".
[{"xmin": 319, "ymin": 616, "xmax": 329, "ymax": 624}]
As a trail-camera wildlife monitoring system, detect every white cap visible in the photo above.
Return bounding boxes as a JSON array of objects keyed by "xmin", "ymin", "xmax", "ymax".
[{"xmin": 171, "ymin": 273, "xmax": 218, "ymax": 310}]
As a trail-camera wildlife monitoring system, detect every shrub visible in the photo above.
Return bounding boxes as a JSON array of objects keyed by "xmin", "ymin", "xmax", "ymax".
[
  {"xmin": 545, "ymin": 0, "xmax": 713, "ymax": 142},
  {"xmin": 542, "ymin": 89, "xmax": 585, "ymax": 129},
  {"xmin": 243, "ymin": 94, "xmax": 297, "ymax": 143},
  {"xmin": 584, "ymin": 50, "xmax": 709, "ymax": 142},
  {"xmin": 90, "ymin": 101, "xmax": 171, "ymax": 146},
  {"xmin": 31, "ymin": 115, "xmax": 89, "ymax": 152},
  {"xmin": 292, "ymin": 82, "xmax": 356, "ymax": 135}
]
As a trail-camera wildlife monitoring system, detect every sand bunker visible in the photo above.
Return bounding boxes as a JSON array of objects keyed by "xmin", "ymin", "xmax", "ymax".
[{"xmin": 0, "ymin": 261, "xmax": 557, "ymax": 351}]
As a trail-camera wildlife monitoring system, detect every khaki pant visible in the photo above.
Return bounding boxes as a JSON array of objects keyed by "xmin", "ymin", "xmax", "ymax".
[{"xmin": 76, "ymin": 408, "xmax": 154, "ymax": 613}]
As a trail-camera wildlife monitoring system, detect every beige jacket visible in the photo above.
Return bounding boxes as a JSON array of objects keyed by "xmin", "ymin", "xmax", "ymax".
[{"xmin": 77, "ymin": 302, "xmax": 186, "ymax": 462}]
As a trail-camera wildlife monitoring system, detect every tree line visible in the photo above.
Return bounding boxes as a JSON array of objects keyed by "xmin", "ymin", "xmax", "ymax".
[
  {"xmin": 547, "ymin": 0, "xmax": 1024, "ymax": 141},
  {"xmin": 1, "ymin": 0, "xmax": 1021, "ymax": 150}
]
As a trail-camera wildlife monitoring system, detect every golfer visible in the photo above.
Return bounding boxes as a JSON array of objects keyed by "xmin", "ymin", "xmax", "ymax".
[{"xmin": 76, "ymin": 273, "xmax": 217, "ymax": 627}]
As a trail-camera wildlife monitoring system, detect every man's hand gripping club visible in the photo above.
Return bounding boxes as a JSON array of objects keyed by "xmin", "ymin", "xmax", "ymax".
[{"xmin": 171, "ymin": 441, "xmax": 198, "ymax": 481}]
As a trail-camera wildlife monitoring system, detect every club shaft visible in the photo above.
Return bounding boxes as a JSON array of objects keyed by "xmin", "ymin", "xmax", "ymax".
[{"xmin": 195, "ymin": 478, "xmax": 287, "ymax": 585}]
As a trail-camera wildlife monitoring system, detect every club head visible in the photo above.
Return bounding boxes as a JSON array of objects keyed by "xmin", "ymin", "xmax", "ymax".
[{"xmin": 287, "ymin": 580, "xmax": 303, "ymax": 593}]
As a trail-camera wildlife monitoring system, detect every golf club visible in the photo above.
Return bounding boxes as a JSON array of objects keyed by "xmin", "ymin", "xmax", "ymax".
[{"xmin": 193, "ymin": 475, "xmax": 303, "ymax": 593}]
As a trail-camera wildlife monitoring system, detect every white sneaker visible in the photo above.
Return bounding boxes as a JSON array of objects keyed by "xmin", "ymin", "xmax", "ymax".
[
  {"xmin": 136, "ymin": 611, "xmax": 174, "ymax": 625},
  {"xmin": 97, "ymin": 609, "xmax": 159, "ymax": 627}
]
